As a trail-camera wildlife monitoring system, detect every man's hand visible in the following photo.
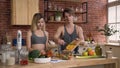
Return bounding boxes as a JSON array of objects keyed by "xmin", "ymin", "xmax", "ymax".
[{"xmin": 58, "ymin": 39, "xmax": 66, "ymax": 45}]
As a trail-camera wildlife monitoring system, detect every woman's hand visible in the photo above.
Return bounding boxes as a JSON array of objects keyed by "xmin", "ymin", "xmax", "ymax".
[
  {"xmin": 40, "ymin": 50, "xmax": 46, "ymax": 55},
  {"xmin": 58, "ymin": 39, "xmax": 66, "ymax": 45}
]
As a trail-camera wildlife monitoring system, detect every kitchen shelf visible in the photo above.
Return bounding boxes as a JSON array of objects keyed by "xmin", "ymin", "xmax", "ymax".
[
  {"xmin": 44, "ymin": 0, "xmax": 88, "ymax": 24},
  {"xmin": 44, "ymin": 0, "xmax": 81, "ymax": 2},
  {"xmin": 45, "ymin": 10, "xmax": 87, "ymax": 14},
  {"xmin": 45, "ymin": 10, "xmax": 63, "ymax": 12},
  {"xmin": 46, "ymin": 21, "xmax": 87, "ymax": 24}
]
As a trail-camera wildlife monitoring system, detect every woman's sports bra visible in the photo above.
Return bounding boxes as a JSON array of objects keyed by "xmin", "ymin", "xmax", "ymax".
[{"xmin": 31, "ymin": 31, "xmax": 47, "ymax": 45}]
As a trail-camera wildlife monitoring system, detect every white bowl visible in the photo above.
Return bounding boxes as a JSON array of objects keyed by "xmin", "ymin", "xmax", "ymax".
[{"xmin": 34, "ymin": 57, "xmax": 51, "ymax": 63}]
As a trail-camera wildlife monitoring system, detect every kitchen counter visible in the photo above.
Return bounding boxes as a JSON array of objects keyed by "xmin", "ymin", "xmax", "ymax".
[
  {"xmin": 105, "ymin": 43, "xmax": 120, "ymax": 47},
  {"xmin": 0, "ymin": 57, "xmax": 118, "ymax": 68}
]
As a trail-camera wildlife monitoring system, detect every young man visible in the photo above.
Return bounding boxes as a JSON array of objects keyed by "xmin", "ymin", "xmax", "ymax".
[{"xmin": 54, "ymin": 8, "xmax": 85, "ymax": 54}]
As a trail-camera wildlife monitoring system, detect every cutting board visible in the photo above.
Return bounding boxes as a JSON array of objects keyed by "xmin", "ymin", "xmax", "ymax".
[
  {"xmin": 65, "ymin": 40, "xmax": 81, "ymax": 51},
  {"xmin": 75, "ymin": 56, "xmax": 105, "ymax": 59}
]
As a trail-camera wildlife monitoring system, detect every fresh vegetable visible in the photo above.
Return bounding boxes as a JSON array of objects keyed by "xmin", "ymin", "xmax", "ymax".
[
  {"xmin": 98, "ymin": 24, "xmax": 119, "ymax": 36},
  {"xmin": 38, "ymin": 55, "xmax": 47, "ymax": 58},
  {"xmin": 28, "ymin": 50, "xmax": 40, "ymax": 60},
  {"xmin": 20, "ymin": 59, "xmax": 28, "ymax": 65}
]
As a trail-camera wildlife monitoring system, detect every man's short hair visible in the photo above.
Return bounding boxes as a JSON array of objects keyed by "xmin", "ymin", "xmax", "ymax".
[{"xmin": 63, "ymin": 8, "xmax": 74, "ymax": 17}]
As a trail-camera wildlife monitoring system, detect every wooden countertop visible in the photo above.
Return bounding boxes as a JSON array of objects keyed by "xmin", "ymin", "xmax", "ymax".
[
  {"xmin": 0, "ymin": 57, "xmax": 118, "ymax": 68},
  {"xmin": 105, "ymin": 43, "xmax": 120, "ymax": 47}
]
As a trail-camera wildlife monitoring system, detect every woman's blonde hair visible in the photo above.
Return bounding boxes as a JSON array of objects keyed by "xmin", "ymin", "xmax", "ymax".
[{"xmin": 31, "ymin": 13, "xmax": 45, "ymax": 32}]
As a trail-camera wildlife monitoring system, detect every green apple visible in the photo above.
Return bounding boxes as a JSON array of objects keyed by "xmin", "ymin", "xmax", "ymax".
[
  {"xmin": 93, "ymin": 52, "xmax": 96, "ymax": 56},
  {"xmin": 82, "ymin": 51, "xmax": 88, "ymax": 56},
  {"xmin": 86, "ymin": 47, "xmax": 92, "ymax": 52}
]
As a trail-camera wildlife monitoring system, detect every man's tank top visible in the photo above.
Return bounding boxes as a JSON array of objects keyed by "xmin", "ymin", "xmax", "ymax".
[
  {"xmin": 31, "ymin": 31, "xmax": 47, "ymax": 45},
  {"xmin": 61, "ymin": 25, "xmax": 79, "ymax": 53}
]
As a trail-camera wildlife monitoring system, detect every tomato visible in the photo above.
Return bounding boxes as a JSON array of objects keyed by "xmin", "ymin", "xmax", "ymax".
[
  {"xmin": 46, "ymin": 50, "xmax": 53, "ymax": 57},
  {"xmin": 20, "ymin": 59, "xmax": 28, "ymax": 65}
]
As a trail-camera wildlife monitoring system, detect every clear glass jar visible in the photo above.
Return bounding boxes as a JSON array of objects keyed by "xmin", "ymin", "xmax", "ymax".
[
  {"xmin": 106, "ymin": 51, "xmax": 112, "ymax": 59},
  {"xmin": 19, "ymin": 47, "xmax": 29, "ymax": 65},
  {"xmin": 1, "ymin": 50, "xmax": 15, "ymax": 65},
  {"xmin": 6, "ymin": 50, "xmax": 16, "ymax": 65},
  {"xmin": 1, "ymin": 51, "xmax": 7, "ymax": 64},
  {"xmin": 0, "ymin": 44, "xmax": 14, "ymax": 65}
]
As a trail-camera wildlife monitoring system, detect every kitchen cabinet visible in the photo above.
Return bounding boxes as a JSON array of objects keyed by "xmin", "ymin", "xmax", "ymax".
[
  {"xmin": 105, "ymin": 45, "xmax": 120, "ymax": 58},
  {"xmin": 11, "ymin": 0, "xmax": 39, "ymax": 25},
  {"xmin": 44, "ymin": 0, "xmax": 88, "ymax": 24}
]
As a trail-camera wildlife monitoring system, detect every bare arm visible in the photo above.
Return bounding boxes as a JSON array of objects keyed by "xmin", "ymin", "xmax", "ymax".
[
  {"xmin": 26, "ymin": 30, "xmax": 33, "ymax": 52},
  {"xmin": 45, "ymin": 31, "xmax": 49, "ymax": 50},
  {"xmin": 76, "ymin": 26, "xmax": 85, "ymax": 42},
  {"xmin": 54, "ymin": 26, "xmax": 65, "ymax": 45}
]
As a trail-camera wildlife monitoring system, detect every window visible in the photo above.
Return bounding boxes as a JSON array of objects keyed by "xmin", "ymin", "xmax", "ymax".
[
  {"xmin": 108, "ymin": 0, "xmax": 117, "ymax": 3},
  {"xmin": 108, "ymin": 0, "xmax": 120, "ymax": 43}
]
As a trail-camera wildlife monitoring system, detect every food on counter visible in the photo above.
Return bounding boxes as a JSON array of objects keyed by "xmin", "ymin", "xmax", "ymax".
[
  {"xmin": 61, "ymin": 54, "xmax": 70, "ymax": 60},
  {"xmin": 46, "ymin": 50, "xmax": 53, "ymax": 57},
  {"xmin": 88, "ymin": 50, "xmax": 96, "ymax": 56},
  {"xmin": 82, "ymin": 51, "xmax": 88, "ymax": 56},
  {"xmin": 66, "ymin": 44, "xmax": 76, "ymax": 51},
  {"xmin": 86, "ymin": 48, "xmax": 92, "ymax": 52},
  {"xmin": 60, "ymin": 54, "xmax": 72, "ymax": 60},
  {"xmin": 29, "ymin": 50, "xmax": 48, "ymax": 60},
  {"xmin": 20, "ymin": 59, "xmax": 28, "ymax": 65},
  {"xmin": 65, "ymin": 40, "xmax": 81, "ymax": 51},
  {"xmin": 60, "ymin": 50, "xmax": 72, "ymax": 60},
  {"xmin": 28, "ymin": 50, "xmax": 40, "ymax": 60},
  {"xmin": 28, "ymin": 49, "xmax": 51, "ymax": 64},
  {"xmin": 82, "ymin": 47, "xmax": 96, "ymax": 56}
]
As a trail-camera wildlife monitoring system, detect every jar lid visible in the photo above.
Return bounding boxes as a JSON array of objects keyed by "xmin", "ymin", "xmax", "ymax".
[{"xmin": 106, "ymin": 51, "xmax": 112, "ymax": 54}]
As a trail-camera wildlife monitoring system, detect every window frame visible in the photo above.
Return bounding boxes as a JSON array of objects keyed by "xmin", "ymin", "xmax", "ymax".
[{"xmin": 107, "ymin": 0, "xmax": 120, "ymax": 43}]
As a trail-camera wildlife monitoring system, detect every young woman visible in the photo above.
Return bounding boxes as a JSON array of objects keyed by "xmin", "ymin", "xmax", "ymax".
[
  {"xmin": 54, "ymin": 8, "xmax": 85, "ymax": 54},
  {"xmin": 27, "ymin": 13, "xmax": 49, "ymax": 55}
]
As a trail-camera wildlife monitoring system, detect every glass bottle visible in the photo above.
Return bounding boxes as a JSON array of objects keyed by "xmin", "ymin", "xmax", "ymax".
[{"xmin": 95, "ymin": 44, "xmax": 102, "ymax": 56}]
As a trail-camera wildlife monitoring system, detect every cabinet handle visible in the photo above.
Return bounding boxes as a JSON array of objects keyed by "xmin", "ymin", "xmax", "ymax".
[{"xmin": 109, "ymin": 47, "xmax": 112, "ymax": 50}]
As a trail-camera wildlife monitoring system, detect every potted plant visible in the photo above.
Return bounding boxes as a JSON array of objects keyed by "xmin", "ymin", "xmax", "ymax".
[
  {"xmin": 98, "ymin": 24, "xmax": 119, "ymax": 36},
  {"xmin": 98, "ymin": 24, "xmax": 119, "ymax": 42},
  {"xmin": 55, "ymin": 11, "xmax": 62, "ymax": 21}
]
